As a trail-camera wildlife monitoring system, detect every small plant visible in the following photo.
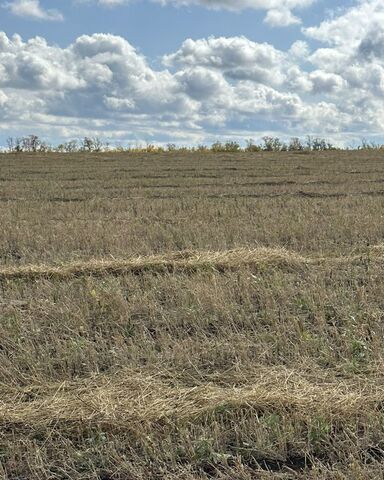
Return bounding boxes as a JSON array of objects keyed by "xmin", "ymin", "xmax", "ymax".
[
  {"xmin": 351, "ymin": 339, "xmax": 368, "ymax": 363},
  {"xmin": 309, "ymin": 417, "xmax": 332, "ymax": 454}
]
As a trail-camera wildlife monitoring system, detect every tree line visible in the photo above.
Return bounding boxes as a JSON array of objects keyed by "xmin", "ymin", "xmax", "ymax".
[{"xmin": 3, "ymin": 134, "xmax": 383, "ymax": 153}]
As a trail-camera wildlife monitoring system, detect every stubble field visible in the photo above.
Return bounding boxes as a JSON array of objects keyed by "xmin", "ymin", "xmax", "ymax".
[{"xmin": 2, "ymin": 150, "xmax": 384, "ymax": 479}]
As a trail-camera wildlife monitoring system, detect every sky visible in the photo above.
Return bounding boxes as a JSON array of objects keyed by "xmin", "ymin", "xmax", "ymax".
[{"xmin": 0, "ymin": 0, "xmax": 383, "ymax": 146}]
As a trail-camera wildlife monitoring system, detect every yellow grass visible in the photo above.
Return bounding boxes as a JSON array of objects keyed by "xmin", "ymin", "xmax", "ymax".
[
  {"xmin": 3, "ymin": 366, "xmax": 383, "ymax": 430},
  {"xmin": 2, "ymin": 245, "xmax": 384, "ymax": 280},
  {"xmin": 3, "ymin": 151, "xmax": 384, "ymax": 479}
]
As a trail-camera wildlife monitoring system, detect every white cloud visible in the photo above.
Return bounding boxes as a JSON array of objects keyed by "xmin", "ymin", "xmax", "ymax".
[
  {"xmin": 176, "ymin": 67, "xmax": 230, "ymax": 100},
  {"xmin": 78, "ymin": 0, "xmax": 315, "ymax": 27},
  {"xmin": 0, "ymin": 90, "xmax": 7, "ymax": 107},
  {"xmin": 264, "ymin": 8, "xmax": 301, "ymax": 27},
  {"xmin": 1, "ymin": 17, "xmax": 384, "ymax": 144},
  {"xmin": 309, "ymin": 70, "xmax": 345, "ymax": 94},
  {"xmin": 75, "ymin": 0, "xmax": 131, "ymax": 5},
  {"xmin": 303, "ymin": 1, "xmax": 384, "ymax": 94},
  {"xmin": 163, "ymin": 36, "xmax": 287, "ymax": 87},
  {"xmin": 4, "ymin": 0, "xmax": 64, "ymax": 20},
  {"xmin": 156, "ymin": 0, "xmax": 314, "ymax": 10},
  {"xmin": 97, "ymin": 0, "xmax": 129, "ymax": 4},
  {"xmin": 289, "ymin": 40, "xmax": 309, "ymax": 59},
  {"xmin": 304, "ymin": 0, "xmax": 384, "ymax": 46}
]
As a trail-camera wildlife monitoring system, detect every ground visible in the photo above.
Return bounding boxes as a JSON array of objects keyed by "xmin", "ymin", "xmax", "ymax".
[{"xmin": 1, "ymin": 150, "xmax": 384, "ymax": 479}]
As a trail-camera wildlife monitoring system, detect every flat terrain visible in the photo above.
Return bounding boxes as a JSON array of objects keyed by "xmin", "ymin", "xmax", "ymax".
[{"xmin": 2, "ymin": 150, "xmax": 384, "ymax": 479}]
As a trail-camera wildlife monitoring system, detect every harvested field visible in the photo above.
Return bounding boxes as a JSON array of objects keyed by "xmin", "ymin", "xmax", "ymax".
[{"xmin": 2, "ymin": 150, "xmax": 384, "ymax": 479}]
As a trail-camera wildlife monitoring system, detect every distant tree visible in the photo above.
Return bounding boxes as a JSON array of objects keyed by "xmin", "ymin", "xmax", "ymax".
[
  {"xmin": 81, "ymin": 137, "xmax": 95, "ymax": 152},
  {"xmin": 196, "ymin": 144, "xmax": 209, "ymax": 152},
  {"xmin": 288, "ymin": 137, "xmax": 304, "ymax": 151},
  {"xmin": 65, "ymin": 140, "xmax": 79, "ymax": 153},
  {"xmin": 358, "ymin": 138, "xmax": 381, "ymax": 150},
  {"xmin": 14, "ymin": 137, "xmax": 22, "ymax": 152},
  {"xmin": 21, "ymin": 135, "xmax": 41, "ymax": 153},
  {"xmin": 211, "ymin": 141, "xmax": 224, "ymax": 152},
  {"xmin": 178, "ymin": 146, "xmax": 189, "ymax": 152},
  {"xmin": 305, "ymin": 136, "xmax": 336, "ymax": 151},
  {"xmin": 312, "ymin": 138, "xmax": 327, "ymax": 151},
  {"xmin": 245, "ymin": 139, "xmax": 261, "ymax": 152},
  {"xmin": 92, "ymin": 137, "xmax": 103, "ymax": 152},
  {"xmin": 39, "ymin": 141, "xmax": 51, "ymax": 153},
  {"xmin": 6, "ymin": 137, "xmax": 15, "ymax": 153},
  {"xmin": 306, "ymin": 135, "xmax": 314, "ymax": 151},
  {"xmin": 145, "ymin": 143, "xmax": 157, "ymax": 152},
  {"xmin": 224, "ymin": 141, "xmax": 241, "ymax": 152},
  {"xmin": 114, "ymin": 143, "xmax": 125, "ymax": 152},
  {"xmin": 262, "ymin": 136, "xmax": 283, "ymax": 152}
]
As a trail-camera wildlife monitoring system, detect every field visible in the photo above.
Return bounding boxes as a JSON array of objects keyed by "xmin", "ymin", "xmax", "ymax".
[{"xmin": 2, "ymin": 150, "xmax": 384, "ymax": 479}]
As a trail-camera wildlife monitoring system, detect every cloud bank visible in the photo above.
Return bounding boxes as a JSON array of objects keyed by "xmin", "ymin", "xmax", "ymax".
[{"xmin": 1, "ymin": 0, "xmax": 384, "ymax": 143}]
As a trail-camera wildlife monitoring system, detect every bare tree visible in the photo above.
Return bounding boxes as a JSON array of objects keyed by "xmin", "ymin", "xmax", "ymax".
[
  {"xmin": 21, "ymin": 135, "xmax": 41, "ymax": 153},
  {"xmin": 6, "ymin": 137, "xmax": 15, "ymax": 153},
  {"xmin": 288, "ymin": 137, "xmax": 304, "ymax": 151},
  {"xmin": 262, "ymin": 136, "xmax": 284, "ymax": 152},
  {"xmin": 81, "ymin": 137, "xmax": 103, "ymax": 152}
]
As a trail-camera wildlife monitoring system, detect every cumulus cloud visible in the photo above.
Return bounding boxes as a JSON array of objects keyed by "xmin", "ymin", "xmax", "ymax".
[
  {"xmin": 304, "ymin": 0, "xmax": 384, "ymax": 46},
  {"xmin": 4, "ymin": 0, "xmax": 64, "ymax": 21},
  {"xmin": 303, "ymin": 1, "xmax": 384, "ymax": 93},
  {"xmin": 263, "ymin": 8, "xmax": 301, "ymax": 27},
  {"xmin": 299, "ymin": 0, "xmax": 384, "ymax": 135},
  {"xmin": 1, "ymin": 10, "xmax": 384, "ymax": 144},
  {"xmin": 176, "ymin": 67, "xmax": 230, "ymax": 100},
  {"xmin": 163, "ymin": 36, "xmax": 287, "ymax": 86},
  {"xmin": 358, "ymin": 29, "xmax": 384, "ymax": 60},
  {"xmin": 309, "ymin": 70, "xmax": 345, "ymax": 94},
  {"xmin": 289, "ymin": 40, "xmax": 310, "ymax": 59}
]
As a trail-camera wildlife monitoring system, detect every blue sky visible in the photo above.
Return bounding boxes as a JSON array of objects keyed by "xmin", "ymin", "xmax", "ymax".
[
  {"xmin": 1, "ymin": 1, "xmax": 345, "ymax": 56},
  {"xmin": 0, "ymin": 0, "xmax": 383, "ymax": 146}
]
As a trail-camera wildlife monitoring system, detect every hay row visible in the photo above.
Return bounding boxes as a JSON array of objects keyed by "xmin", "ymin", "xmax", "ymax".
[
  {"xmin": 2, "ymin": 367, "xmax": 383, "ymax": 433},
  {"xmin": 0, "ymin": 246, "xmax": 383, "ymax": 281}
]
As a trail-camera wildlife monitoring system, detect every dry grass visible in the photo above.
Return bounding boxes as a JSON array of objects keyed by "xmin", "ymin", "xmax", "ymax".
[
  {"xmin": 3, "ymin": 366, "xmax": 384, "ymax": 429},
  {"xmin": 2, "ymin": 150, "xmax": 384, "ymax": 478},
  {"xmin": 0, "ymin": 248, "xmax": 305, "ymax": 280},
  {"xmin": 2, "ymin": 245, "xmax": 384, "ymax": 280}
]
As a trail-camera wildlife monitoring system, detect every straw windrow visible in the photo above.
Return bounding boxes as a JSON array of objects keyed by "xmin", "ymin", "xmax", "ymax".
[
  {"xmin": 2, "ymin": 367, "xmax": 383, "ymax": 433},
  {"xmin": 1, "ymin": 246, "xmax": 384, "ymax": 280}
]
